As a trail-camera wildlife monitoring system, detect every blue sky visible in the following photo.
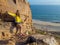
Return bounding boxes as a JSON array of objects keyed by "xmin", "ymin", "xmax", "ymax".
[{"xmin": 28, "ymin": 0, "xmax": 60, "ymax": 5}]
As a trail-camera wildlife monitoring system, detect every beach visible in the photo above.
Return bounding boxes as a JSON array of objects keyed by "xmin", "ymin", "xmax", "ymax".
[{"xmin": 33, "ymin": 19, "xmax": 60, "ymax": 32}]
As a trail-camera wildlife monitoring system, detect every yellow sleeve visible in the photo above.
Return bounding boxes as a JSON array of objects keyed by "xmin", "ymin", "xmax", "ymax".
[{"xmin": 8, "ymin": 12, "xmax": 16, "ymax": 17}]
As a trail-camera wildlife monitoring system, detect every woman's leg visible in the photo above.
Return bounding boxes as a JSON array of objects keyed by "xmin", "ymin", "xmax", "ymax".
[
  {"xmin": 10, "ymin": 24, "xmax": 14, "ymax": 33},
  {"xmin": 16, "ymin": 24, "xmax": 21, "ymax": 34},
  {"xmin": 10, "ymin": 22, "xmax": 15, "ymax": 33}
]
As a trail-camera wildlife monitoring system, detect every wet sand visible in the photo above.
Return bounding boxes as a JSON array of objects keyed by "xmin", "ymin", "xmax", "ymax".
[{"xmin": 33, "ymin": 19, "xmax": 60, "ymax": 32}]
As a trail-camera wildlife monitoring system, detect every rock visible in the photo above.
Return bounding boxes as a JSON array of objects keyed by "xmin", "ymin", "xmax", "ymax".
[
  {"xmin": 43, "ymin": 36, "xmax": 59, "ymax": 45},
  {"xmin": 0, "ymin": 0, "xmax": 32, "ymax": 45},
  {"xmin": 32, "ymin": 34, "xmax": 59, "ymax": 45},
  {"xmin": 0, "ymin": 0, "xmax": 32, "ymax": 35}
]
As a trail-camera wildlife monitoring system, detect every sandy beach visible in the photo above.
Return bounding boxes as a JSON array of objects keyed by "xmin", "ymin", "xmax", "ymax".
[{"xmin": 33, "ymin": 19, "xmax": 60, "ymax": 32}]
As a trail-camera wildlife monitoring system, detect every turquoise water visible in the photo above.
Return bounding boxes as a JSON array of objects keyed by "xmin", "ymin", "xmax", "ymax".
[{"xmin": 31, "ymin": 5, "xmax": 60, "ymax": 22}]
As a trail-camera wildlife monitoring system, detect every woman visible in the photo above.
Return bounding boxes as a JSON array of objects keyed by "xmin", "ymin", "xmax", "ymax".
[{"xmin": 10, "ymin": 10, "xmax": 22, "ymax": 34}]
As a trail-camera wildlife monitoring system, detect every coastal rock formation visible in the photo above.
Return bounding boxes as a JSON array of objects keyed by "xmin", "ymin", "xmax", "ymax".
[
  {"xmin": 32, "ymin": 34, "xmax": 59, "ymax": 45},
  {"xmin": 0, "ymin": 0, "xmax": 32, "ymax": 45},
  {"xmin": 0, "ymin": 0, "xmax": 32, "ymax": 36}
]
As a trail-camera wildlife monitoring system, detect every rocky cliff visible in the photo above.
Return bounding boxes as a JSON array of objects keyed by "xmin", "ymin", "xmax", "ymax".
[{"xmin": 0, "ymin": 0, "xmax": 32, "ymax": 36}]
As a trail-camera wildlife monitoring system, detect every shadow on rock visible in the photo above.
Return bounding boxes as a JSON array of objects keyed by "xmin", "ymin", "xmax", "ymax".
[{"xmin": 16, "ymin": 36, "xmax": 36, "ymax": 45}]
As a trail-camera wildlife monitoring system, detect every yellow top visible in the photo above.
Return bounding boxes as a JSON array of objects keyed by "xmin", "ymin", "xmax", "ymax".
[
  {"xmin": 15, "ymin": 15, "xmax": 22, "ymax": 23},
  {"xmin": 8, "ymin": 12, "xmax": 16, "ymax": 17},
  {"xmin": 8, "ymin": 12, "xmax": 22, "ymax": 23}
]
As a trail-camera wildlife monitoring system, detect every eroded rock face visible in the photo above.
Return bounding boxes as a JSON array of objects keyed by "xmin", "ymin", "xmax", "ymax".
[
  {"xmin": 0, "ymin": 0, "xmax": 32, "ymax": 35},
  {"xmin": 32, "ymin": 34, "xmax": 59, "ymax": 45}
]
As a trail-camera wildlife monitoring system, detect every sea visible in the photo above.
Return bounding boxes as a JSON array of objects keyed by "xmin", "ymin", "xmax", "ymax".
[{"xmin": 30, "ymin": 5, "xmax": 60, "ymax": 23}]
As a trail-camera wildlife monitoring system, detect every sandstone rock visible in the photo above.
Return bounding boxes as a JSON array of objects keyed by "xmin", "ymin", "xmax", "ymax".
[
  {"xmin": 0, "ymin": 0, "xmax": 32, "ymax": 36},
  {"xmin": 32, "ymin": 34, "xmax": 59, "ymax": 45},
  {"xmin": 0, "ymin": 0, "xmax": 33, "ymax": 45}
]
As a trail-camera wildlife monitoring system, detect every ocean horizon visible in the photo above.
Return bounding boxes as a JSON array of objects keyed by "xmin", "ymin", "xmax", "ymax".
[{"xmin": 31, "ymin": 5, "xmax": 60, "ymax": 23}]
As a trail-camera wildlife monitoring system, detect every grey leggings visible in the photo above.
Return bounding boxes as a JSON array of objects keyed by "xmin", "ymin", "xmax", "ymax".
[{"xmin": 10, "ymin": 22, "xmax": 21, "ymax": 34}]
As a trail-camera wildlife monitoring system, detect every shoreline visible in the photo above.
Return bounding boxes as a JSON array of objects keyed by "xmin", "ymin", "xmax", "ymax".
[
  {"xmin": 32, "ymin": 19, "xmax": 60, "ymax": 26},
  {"xmin": 32, "ymin": 19, "xmax": 60, "ymax": 32}
]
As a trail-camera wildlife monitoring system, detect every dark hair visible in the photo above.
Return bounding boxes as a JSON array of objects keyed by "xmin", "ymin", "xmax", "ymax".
[
  {"xmin": 2, "ymin": 32, "xmax": 5, "ymax": 36},
  {"xmin": 16, "ymin": 10, "xmax": 20, "ymax": 16},
  {"xmin": 13, "ymin": 0, "xmax": 16, "ymax": 4}
]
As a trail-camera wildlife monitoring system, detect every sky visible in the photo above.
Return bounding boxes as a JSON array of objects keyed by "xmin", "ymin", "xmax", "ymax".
[{"xmin": 28, "ymin": 0, "xmax": 60, "ymax": 5}]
